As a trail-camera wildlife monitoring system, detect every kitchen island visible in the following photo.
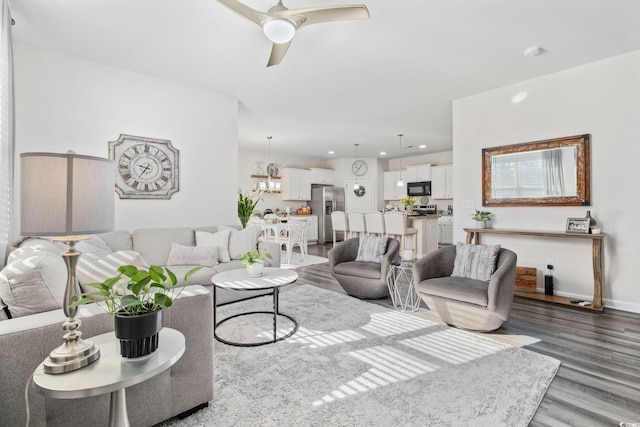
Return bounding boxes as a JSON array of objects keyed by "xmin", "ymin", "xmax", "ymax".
[{"xmin": 408, "ymin": 216, "xmax": 439, "ymax": 258}]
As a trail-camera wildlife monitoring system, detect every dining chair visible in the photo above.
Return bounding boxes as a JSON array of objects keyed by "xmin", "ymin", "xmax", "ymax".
[
  {"xmin": 347, "ymin": 212, "xmax": 366, "ymax": 239},
  {"xmin": 330, "ymin": 211, "xmax": 349, "ymax": 247},
  {"xmin": 279, "ymin": 220, "xmax": 307, "ymax": 265},
  {"xmin": 364, "ymin": 212, "xmax": 385, "ymax": 237},
  {"xmin": 384, "ymin": 211, "xmax": 417, "ymax": 255}
]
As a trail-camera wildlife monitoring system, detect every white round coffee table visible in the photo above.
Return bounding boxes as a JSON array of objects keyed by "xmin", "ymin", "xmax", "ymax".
[{"xmin": 211, "ymin": 267, "xmax": 298, "ymax": 347}]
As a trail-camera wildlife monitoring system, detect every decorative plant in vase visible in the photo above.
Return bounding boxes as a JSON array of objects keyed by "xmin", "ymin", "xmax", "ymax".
[
  {"xmin": 401, "ymin": 195, "xmax": 417, "ymax": 214},
  {"xmin": 71, "ymin": 264, "xmax": 202, "ymax": 358},
  {"xmin": 238, "ymin": 191, "xmax": 261, "ymax": 229},
  {"xmin": 239, "ymin": 249, "xmax": 272, "ymax": 277},
  {"xmin": 471, "ymin": 209, "xmax": 493, "ymax": 228}
]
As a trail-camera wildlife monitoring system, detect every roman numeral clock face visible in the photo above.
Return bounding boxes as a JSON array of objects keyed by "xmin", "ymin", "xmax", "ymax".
[{"xmin": 109, "ymin": 135, "xmax": 179, "ymax": 199}]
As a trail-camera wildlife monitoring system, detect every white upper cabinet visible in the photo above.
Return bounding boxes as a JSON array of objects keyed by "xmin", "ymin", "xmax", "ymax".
[
  {"xmin": 309, "ymin": 168, "xmax": 335, "ymax": 186},
  {"xmin": 281, "ymin": 168, "xmax": 312, "ymax": 201},
  {"xmin": 383, "ymin": 170, "xmax": 407, "ymax": 200},
  {"xmin": 405, "ymin": 164, "xmax": 431, "ymax": 183},
  {"xmin": 431, "ymin": 164, "xmax": 454, "ymax": 199}
]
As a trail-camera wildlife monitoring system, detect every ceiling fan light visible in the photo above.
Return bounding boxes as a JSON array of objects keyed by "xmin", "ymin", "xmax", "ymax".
[{"xmin": 263, "ymin": 19, "xmax": 296, "ymax": 44}]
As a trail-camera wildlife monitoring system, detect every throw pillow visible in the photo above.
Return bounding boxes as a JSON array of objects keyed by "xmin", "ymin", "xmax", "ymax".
[
  {"xmin": 451, "ymin": 242, "xmax": 501, "ymax": 281},
  {"xmin": 196, "ymin": 229, "xmax": 231, "ymax": 263},
  {"xmin": 220, "ymin": 225, "xmax": 262, "ymax": 259},
  {"xmin": 0, "ymin": 250, "xmax": 67, "ymax": 318},
  {"xmin": 166, "ymin": 243, "xmax": 219, "ymax": 267},
  {"xmin": 355, "ymin": 235, "xmax": 389, "ymax": 263},
  {"xmin": 77, "ymin": 250, "xmax": 147, "ymax": 286}
]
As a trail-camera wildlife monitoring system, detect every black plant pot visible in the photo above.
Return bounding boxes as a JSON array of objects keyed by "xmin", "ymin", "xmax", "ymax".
[{"xmin": 114, "ymin": 309, "xmax": 164, "ymax": 358}]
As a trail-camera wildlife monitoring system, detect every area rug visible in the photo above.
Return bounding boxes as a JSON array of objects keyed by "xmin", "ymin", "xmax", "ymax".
[
  {"xmin": 280, "ymin": 250, "xmax": 328, "ymax": 269},
  {"xmin": 164, "ymin": 285, "xmax": 560, "ymax": 427}
]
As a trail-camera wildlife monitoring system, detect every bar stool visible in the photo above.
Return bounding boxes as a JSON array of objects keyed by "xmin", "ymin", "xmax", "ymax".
[
  {"xmin": 330, "ymin": 211, "xmax": 349, "ymax": 247},
  {"xmin": 364, "ymin": 212, "xmax": 385, "ymax": 237},
  {"xmin": 347, "ymin": 212, "xmax": 366, "ymax": 239},
  {"xmin": 384, "ymin": 212, "xmax": 417, "ymax": 256}
]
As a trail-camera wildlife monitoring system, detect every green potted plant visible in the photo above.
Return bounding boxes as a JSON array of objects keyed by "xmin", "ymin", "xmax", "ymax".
[
  {"xmin": 471, "ymin": 209, "xmax": 493, "ymax": 228},
  {"xmin": 400, "ymin": 195, "xmax": 417, "ymax": 214},
  {"xmin": 238, "ymin": 191, "xmax": 261, "ymax": 229},
  {"xmin": 239, "ymin": 249, "xmax": 272, "ymax": 277},
  {"xmin": 72, "ymin": 264, "xmax": 202, "ymax": 358}
]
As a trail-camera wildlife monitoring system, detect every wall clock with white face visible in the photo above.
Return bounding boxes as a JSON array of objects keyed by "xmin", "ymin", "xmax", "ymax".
[
  {"xmin": 108, "ymin": 134, "xmax": 179, "ymax": 199},
  {"xmin": 352, "ymin": 160, "xmax": 368, "ymax": 176}
]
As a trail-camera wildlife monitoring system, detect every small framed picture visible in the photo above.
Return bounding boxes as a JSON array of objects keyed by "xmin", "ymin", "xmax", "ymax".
[{"xmin": 566, "ymin": 217, "xmax": 590, "ymax": 234}]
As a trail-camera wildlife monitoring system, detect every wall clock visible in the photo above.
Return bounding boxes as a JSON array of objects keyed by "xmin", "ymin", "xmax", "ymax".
[
  {"xmin": 108, "ymin": 134, "xmax": 179, "ymax": 199},
  {"xmin": 352, "ymin": 160, "xmax": 368, "ymax": 176}
]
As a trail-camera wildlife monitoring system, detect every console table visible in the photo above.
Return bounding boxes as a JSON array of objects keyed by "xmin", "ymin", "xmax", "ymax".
[{"xmin": 464, "ymin": 228, "xmax": 605, "ymax": 312}]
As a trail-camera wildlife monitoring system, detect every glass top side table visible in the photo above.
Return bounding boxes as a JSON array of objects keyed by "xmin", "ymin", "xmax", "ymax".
[{"xmin": 386, "ymin": 261, "xmax": 420, "ymax": 312}]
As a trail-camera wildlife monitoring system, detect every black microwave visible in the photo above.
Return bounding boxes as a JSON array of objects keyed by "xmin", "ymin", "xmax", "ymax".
[{"xmin": 407, "ymin": 181, "xmax": 431, "ymax": 197}]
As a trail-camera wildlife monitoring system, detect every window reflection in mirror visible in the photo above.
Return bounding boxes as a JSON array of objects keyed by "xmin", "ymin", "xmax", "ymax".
[{"xmin": 482, "ymin": 134, "xmax": 590, "ymax": 206}]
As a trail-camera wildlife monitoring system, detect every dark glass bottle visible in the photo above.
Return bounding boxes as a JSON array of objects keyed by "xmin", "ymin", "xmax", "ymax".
[{"xmin": 585, "ymin": 210, "xmax": 597, "ymax": 233}]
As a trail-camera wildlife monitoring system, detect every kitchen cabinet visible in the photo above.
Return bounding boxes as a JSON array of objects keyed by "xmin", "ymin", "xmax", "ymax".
[
  {"xmin": 383, "ymin": 170, "xmax": 407, "ymax": 200},
  {"xmin": 281, "ymin": 168, "xmax": 312, "ymax": 201},
  {"xmin": 405, "ymin": 164, "xmax": 431, "ymax": 183},
  {"xmin": 409, "ymin": 216, "xmax": 439, "ymax": 258},
  {"xmin": 310, "ymin": 168, "xmax": 335, "ymax": 186},
  {"xmin": 305, "ymin": 215, "xmax": 318, "ymax": 243},
  {"xmin": 431, "ymin": 164, "xmax": 454, "ymax": 199}
]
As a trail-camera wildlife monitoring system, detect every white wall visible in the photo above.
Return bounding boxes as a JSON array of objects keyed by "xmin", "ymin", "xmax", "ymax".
[
  {"xmin": 453, "ymin": 50, "xmax": 640, "ymax": 312},
  {"xmin": 14, "ymin": 44, "xmax": 239, "ymax": 231}
]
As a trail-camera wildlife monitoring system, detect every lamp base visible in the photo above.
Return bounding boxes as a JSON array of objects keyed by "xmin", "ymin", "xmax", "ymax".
[{"xmin": 44, "ymin": 335, "xmax": 100, "ymax": 374}]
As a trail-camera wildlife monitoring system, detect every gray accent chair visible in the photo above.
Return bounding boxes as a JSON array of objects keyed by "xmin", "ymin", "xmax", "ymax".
[
  {"xmin": 328, "ymin": 237, "xmax": 400, "ymax": 299},
  {"xmin": 413, "ymin": 245, "xmax": 517, "ymax": 331}
]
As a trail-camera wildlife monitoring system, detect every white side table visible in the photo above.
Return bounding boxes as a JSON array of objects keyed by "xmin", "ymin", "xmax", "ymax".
[
  {"xmin": 386, "ymin": 262, "xmax": 420, "ymax": 312},
  {"xmin": 33, "ymin": 328, "xmax": 185, "ymax": 427}
]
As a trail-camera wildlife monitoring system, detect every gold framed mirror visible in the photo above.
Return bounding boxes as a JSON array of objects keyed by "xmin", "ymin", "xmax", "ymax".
[{"xmin": 482, "ymin": 134, "xmax": 590, "ymax": 206}]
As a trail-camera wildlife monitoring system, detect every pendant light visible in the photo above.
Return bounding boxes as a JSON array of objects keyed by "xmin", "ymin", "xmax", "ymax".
[
  {"xmin": 261, "ymin": 136, "xmax": 281, "ymax": 193},
  {"xmin": 354, "ymin": 143, "xmax": 360, "ymax": 190},
  {"xmin": 397, "ymin": 134, "xmax": 405, "ymax": 187}
]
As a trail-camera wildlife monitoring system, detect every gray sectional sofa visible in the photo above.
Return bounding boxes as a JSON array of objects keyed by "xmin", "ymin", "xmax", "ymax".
[{"xmin": 0, "ymin": 225, "xmax": 281, "ymax": 427}]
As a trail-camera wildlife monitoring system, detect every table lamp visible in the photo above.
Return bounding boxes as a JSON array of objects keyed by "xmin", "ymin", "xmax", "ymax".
[{"xmin": 20, "ymin": 151, "xmax": 115, "ymax": 374}]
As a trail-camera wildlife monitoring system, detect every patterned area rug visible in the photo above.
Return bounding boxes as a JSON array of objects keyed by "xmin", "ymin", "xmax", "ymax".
[{"xmin": 163, "ymin": 285, "xmax": 560, "ymax": 427}]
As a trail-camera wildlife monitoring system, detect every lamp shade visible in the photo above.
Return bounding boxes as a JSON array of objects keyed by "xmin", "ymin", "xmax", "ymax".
[{"xmin": 20, "ymin": 152, "xmax": 115, "ymax": 236}]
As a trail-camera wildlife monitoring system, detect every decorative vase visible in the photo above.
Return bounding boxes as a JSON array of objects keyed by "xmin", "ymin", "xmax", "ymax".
[
  {"xmin": 114, "ymin": 308, "xmax": 163, "ymax": 359},
  {"xmin": 475, "ymin": 221, "xmax": 486, "ymax": 229},
  {"xmin": 585, "ymin": 210, "xmax": 597, "ymax": 233},
  {"xmin": 247, "ymin": 263, "xmax": 264, "ymax": 277},
  {"xmin": 405, "ymin": 205, "xmax": 414, "ymax": 215}
]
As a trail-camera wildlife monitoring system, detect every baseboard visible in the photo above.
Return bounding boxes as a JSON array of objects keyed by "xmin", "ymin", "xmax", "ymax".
[{"xmin": 535, "ymin": 288, "xmax": 640, "ymax": 314}]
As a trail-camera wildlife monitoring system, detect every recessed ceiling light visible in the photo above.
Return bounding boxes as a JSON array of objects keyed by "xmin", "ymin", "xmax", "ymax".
[
  {"xmin": 328, "ymin": 150, "xmax": 335, "ymax": 154},
  {"xmin": 512, "ymin": 91, "xmax": 528, "ymax": 104},
  {"xmin": 419, "ymin": 145, "xmax": 426, "ymax": 149},
  {"xmin": 379, "ymin": 152, "xmax": 386, "ymax": 156},
  {"xmin": 523, "ymin": 46, "xmax": 543, "ymax": 57}
]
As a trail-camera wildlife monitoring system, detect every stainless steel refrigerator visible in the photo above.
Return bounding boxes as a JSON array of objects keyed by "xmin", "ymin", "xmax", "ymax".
[{"xmin": 310, "ymin": 185, "xmax": 345, "ymax": 244}]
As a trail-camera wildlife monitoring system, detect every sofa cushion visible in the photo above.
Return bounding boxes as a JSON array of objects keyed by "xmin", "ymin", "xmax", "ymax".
[
  {"xmin": 97, "ymin": 230, "xmax": 134, "ymax": 252},
  {"xmin": 451, "ymin": 243, "xmax": 501, "ymax": 282},
  {"xmin": 220, "ymin": 225, "xmax": 262, "ymax": 260},
  {"xmin": 9, "ymin": 238, "xmax": 65, "ymax": 261},
  {"xmin": 355, "ymin": 235, "xmax": 389, "ymax": 263},
  {"xmin": 132, "ymin": 228, "xmax": 194, "ymax": 266},
  {"xmin": 333, "ymin": 261, "xmax": 381, "ymax": 279},
  {"xmin": 0, "ymin": 249, "xmax": 67, "ymax": 318},
  {"xmin": 167, "ymin": 243, "xmax": 219, "ymax": 267},
  {"xmin": 77, "ymin": 250, "xmax": 147, "ymax": 287},
  {"xmin": 196, "ymin": 229, "xmax": 231, "ymax": 263},
  {"xmin": 417, "ymin": 276, "xmax": 490, "ymax": 307}
]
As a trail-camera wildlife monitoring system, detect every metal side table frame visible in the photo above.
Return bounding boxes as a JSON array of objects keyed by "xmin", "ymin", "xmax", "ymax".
[{"xmin": 386, "ymin": 262, "xmax": 420, "ymax": 312}]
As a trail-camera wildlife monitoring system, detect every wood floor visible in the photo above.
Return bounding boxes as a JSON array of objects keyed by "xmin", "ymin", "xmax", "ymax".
[{"xmin": 298, "ymin": 243, "xmax": 640, "ymax": 426}]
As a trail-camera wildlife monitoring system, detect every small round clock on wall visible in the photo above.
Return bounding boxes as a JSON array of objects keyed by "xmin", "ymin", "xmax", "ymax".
[
  {"xmin": 108, "ymin": 134, "xmax": 179, "ymax": 199},
  {"xmin": 352, "ymin": 160, "xmax": 368, "ymax": 176}
]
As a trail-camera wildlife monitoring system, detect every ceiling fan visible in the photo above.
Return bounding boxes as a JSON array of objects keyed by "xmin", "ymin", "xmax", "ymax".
[{"xmin": 217, "ymin": 0, "xmax": 370, "ymax": 67}]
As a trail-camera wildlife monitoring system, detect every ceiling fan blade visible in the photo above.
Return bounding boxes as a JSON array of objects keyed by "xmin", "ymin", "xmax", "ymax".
[
  {"xmin": 217, "ymin": 0, "xmax": 268, "ymax": 27},
  {"xmin": 267, "ymin": 41, "xmax": 292, "ymax": 67},
  {"xmin": 277, "ymin": 5, "xmax": 369, "ymax": 29}
]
